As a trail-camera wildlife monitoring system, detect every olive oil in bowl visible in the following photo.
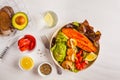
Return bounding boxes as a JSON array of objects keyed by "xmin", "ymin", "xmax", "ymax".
[{"xmin": 19, "ymin": 56, "xmax": 34, "ymax": 71}]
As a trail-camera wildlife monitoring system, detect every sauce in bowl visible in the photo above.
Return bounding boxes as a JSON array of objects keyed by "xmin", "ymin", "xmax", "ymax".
[
  {"xmin": 40, "ymin": 63, "xmax": 52, "ymax": 75},
  {"xmin": 38, "ymin": 62, "xmax": 52, "ymax": 76},
  {"xmin": 19, "ymin": 56, "xmax": 34, "ymax": 71}
]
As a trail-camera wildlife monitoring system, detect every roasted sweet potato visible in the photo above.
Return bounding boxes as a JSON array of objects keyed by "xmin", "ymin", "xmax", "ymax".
[{"xmin": 62, "ymin": 27, "xmax": 97, "ymax": 52}]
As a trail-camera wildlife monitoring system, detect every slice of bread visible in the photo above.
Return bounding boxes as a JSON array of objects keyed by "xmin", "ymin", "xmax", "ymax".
[{"xmin": 0, "ymin": 6, "xmax": 14, "ymax": 35}]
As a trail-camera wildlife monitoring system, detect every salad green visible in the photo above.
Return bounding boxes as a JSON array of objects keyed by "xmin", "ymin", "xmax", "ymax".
[{"xmin": 51, "ymin": 31, "xmax": 68, "ymax": 63}]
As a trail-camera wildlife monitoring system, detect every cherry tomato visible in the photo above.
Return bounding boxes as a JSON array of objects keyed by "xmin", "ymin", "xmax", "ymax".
[
  {"xmin": 75, "ymin": 59, "xmax": 79, "ymax": 64},
  {"xmin": 78, "ymin": 50, "xmax": 83, "ymax": 55},
  {"xmin": 78, "ymin": 56, "xmax": 83, "ymax": 63},
  {"xmin": 76, "ymin": 50, "xmax": 83, "ymax": 58},
  {"xmin": 81, "ymin": 62, "xmax": 87, "ymax": 69},
  {"xmin": 75, "ymin": 50, "xmax": 87, "ymax": 70},
  {"xmin": 76, "ymin": 53, "xmax": 81, "ymax": 58},
  {"xmin": 76, "ymin": 63, "xmax": 82, "ymax": 70}
]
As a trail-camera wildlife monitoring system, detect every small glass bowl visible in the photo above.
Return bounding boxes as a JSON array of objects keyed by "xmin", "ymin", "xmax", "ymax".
[{"xmin": 39, "ymin": 10, "xmax": 58, "ymax": 28}]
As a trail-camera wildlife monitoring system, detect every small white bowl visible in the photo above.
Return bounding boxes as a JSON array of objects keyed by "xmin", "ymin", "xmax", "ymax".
[
  {"xmin": 38, "ymin": 62, "xmax": 52, "ymax": 77},
  {"xmin": 19, "ymin": 55, "xmax": 34, "ymax": 71},
  {"xmin": 17, "ymin": 34, "xmax": 36, "ymax": 54}
]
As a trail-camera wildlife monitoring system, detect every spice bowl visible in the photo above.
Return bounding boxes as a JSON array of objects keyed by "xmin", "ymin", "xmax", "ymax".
[{"xmin": 38, "ymin": 62, "xmax": 52, "ymax": 77}]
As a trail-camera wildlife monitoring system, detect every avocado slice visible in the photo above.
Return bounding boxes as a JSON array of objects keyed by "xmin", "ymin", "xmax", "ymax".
[{"xmin": 12, "ymin": 12, "xmax": 28, "ymax": 30}]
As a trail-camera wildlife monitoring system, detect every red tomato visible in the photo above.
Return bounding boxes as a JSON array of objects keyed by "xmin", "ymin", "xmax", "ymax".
[
  {"xmin": 75, "ymin": 50, "xmax": 87, "ymax": 70},
  {"xmin": 81, "ymin": 61, "xmax": 88, "ymax": 69},
  {"xmin": 76, "ymin": 50, "xmax": 83, "ymax": 58},
  {"xmin": 29, "ymin": 42, "xmax": 35, "ymax": 50},
  {"xmin": 18, "ymin": 38, "xmax": 31, "ymax": 52},
  {"xmin": 78, "ymin": 56, "xmax": 83, "ymax": 63},
  {"xmin": 19, "ymin": 38, "xmax": 30, "ymax": 47},
  {"xmin": 24, "ymin": 35, "xmax": 36, "ymax": 43},
  {"xmin": 78, "ymin": 50, "xmax": 83, "ymax": 55},
  {"xmin": 18, "ymin": 34, "xmax": 36, "ymax": 52},
  {"xmin": 76, "ymin": 53, "xmax": 81, "ymax": 58},
  {"xmin": 75, "ymin": 59, "xmax": 79, "ymax": 64},
  {"xmin": 18, "ymin": 38, "xmax": 25, "ymax": 46},
  {"xmin": 24, "ymin": 35, "xmax": 36, "ymax": 50},
  {"xmin": 76, "ymin": 63, "xmax": 82, "ymax": 70},
  {"xmin": 19, "ymin": 45, "xmax": 29, "ymax": 51}
]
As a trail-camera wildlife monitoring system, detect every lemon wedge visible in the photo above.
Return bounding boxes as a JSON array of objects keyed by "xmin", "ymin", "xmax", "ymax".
[
  {"xmin": 85, "ymin": 52, "xmax": 97, "ymax": 61},
  {"xmin": 44, "ymin": 12, "xmax": 54, "ymax": 27}
]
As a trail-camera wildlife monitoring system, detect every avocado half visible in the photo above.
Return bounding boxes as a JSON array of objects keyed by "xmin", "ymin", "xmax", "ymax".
[{"xmin": 12, "ymin": 12, "xmax": 28, "ymax": 30}]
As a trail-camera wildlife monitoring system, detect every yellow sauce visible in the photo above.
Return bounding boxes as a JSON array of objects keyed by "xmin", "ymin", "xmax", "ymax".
[{"xmin": 20, "ymin": 56, "xmax": 34, "ymax": 70}]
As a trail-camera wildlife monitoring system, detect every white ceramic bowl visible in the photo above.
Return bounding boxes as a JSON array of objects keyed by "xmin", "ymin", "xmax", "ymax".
[
  {"xmin": 49, "ymin": 23, "xmax": 100, "ymax": 72},
  {"xmin": 38, "ymin": 62, "xmax": 52, "ymax": 77},
  {"xmin": 19, "ymin": 55, "xmax": 34, "ymax": 71},
  {"xmin": 17, "ymin": 34, "xmax": 36, "ymax": 53}
]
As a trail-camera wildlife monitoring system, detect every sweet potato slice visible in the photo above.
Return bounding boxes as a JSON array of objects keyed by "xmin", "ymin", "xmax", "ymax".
[{"xmin": 62, "ymin": 27, "xmax": 97, "ymax": 52}]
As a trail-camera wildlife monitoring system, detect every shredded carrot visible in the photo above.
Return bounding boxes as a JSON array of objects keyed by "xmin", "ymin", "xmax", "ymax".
[{"xmin": 62, "ymin": 27, "xmax": 97, "ymax": 52}]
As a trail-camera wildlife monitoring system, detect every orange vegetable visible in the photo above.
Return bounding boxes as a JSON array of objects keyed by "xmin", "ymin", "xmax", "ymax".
[{"xmin": 62, "ymin": 27, "xmax": 97, "ymax": 52}]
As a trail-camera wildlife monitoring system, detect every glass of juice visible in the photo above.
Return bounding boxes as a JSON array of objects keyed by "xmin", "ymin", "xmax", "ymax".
[{"xmin": 19, "ymin": 56, "xmax": 34, "ymax": 71}]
